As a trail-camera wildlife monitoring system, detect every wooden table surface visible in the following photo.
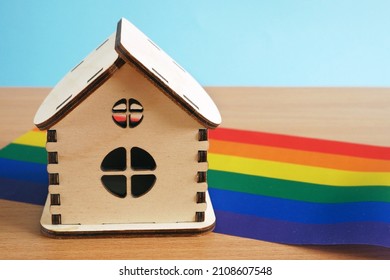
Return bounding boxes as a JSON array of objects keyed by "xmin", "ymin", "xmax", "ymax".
[{"xmin": 1, "ymin": 87, "xmax": 390, "ymax": 260}]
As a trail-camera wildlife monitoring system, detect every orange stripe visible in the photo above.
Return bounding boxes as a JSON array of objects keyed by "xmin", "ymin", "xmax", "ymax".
[
  {"xmin": 209, "ymin": 139, "xmax": 390, "ymax": 172},
  {"xmin": 32, "ymin": 127, "xmax": 44, "ymax": 132}
]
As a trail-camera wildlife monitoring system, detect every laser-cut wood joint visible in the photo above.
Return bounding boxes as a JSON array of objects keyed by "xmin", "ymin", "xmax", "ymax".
[
  {"xmin": 198, "ymin": 128, "xmax": 208, "ymax": 141},
  {"xmin": 197, "ymin": 171, "xmax": 207, "ymax": 183},
  {"xmin": 50, "ymin": 194, "xmax": 61, "ymax": 206},
  {"xmin": 48, "ymin": 152, "xmax": 58, "ymax": 164},
  {"xmin": 51, "ymin": 214, "xmax": 61, "ymax": 225},
  {"xmin": 47, "ymin": 130, "xmax": 57, "ymax": 142},
  {"xmin": 48, "ymin": 173, "xmax": 59, "ymax": 185},
  {"xmin": 196, "ymin": 192, "xmax": 206, "ymax": 204},
  {"xmin": 198, "ymin": 151, "xmax": 207, "ymax": 163},
  {"xmin": 34, "ymin": 18, "xmax": 221, "ymax": 237},
  {"xmin": 195, "ymin": 212, "xmax": 205, "ymax": 222}
]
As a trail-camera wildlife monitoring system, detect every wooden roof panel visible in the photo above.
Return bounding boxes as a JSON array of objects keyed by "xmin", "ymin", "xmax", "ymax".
[{"xmin": 34, "ymin": 18, "xmax": 221, "ymax": 129}]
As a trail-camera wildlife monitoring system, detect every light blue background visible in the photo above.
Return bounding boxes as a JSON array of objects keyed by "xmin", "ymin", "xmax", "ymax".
[{"xmin": 1, "ymin": 0, "xmax": 389, "ymax": 87}]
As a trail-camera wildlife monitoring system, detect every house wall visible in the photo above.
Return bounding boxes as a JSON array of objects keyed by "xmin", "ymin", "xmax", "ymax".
[{"xmin": 46, "ymin": 63, "xmax": 208, "ymax": 224}]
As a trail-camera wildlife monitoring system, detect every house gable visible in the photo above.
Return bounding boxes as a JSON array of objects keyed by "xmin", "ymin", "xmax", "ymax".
[{"xmin": 34, "ymin": 18, "xmax": 221, "ymax": 130}]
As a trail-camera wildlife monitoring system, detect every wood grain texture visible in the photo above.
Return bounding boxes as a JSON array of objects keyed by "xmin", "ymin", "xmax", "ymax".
[
  {"xmin": 43, "ymin": 64, "xmax": 209, "ymax": 227},
  {"xmin": 1, "ymin": 87, "xmax": 390, "ymax": 259},
  {"xmin": 1, "ymin": 199, "xmax": 390, "ymax": 260},
  {"xmin": 207, "ymin": 87, "xmax": 390, "ymax": 146}
]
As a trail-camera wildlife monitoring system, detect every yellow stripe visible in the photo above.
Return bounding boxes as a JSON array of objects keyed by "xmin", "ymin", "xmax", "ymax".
[
  {"xmin": 13, "ymin": 130, "xmax": 46, "ymax": 148},
  {"xmin": 209, "ymin": 153, "xmax": 390, "ymax": 187}
]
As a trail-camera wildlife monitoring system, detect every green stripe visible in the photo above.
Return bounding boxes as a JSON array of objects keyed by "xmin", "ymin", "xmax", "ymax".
[
  {"xmin": 208, "ymin": 169, "xmax": 390, "ymax": 203},
  {"xmin": 0, "ymin": 143, "xmax": 47, "ymax": 164}
]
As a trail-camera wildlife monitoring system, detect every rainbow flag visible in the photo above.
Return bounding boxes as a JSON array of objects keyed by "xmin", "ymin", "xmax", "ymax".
[
  {"xmin": 1, "ymin": 127, "xmax": 390, "ymax": 247},
  {"xmin": 209, "ymin": 128, "xmax": 390, "ymax": 247},
  {"xmin": 0, "ymin": 128, "xmax": 48, "ymax": 205}
]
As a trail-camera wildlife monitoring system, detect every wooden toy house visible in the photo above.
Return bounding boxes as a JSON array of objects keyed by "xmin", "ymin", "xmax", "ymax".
[{"xmin": 34, "ymin": 18, "xmax": 221, "ymax": 237}]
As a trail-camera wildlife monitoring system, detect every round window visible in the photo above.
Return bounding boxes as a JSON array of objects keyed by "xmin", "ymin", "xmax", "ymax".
[
  {"xmin": 100, "ymin": 147, "xmax": 157, "ymax": 198},
  {"xmin": 112, "ymin": 98, "xmax": 144, "ymax": 128}
]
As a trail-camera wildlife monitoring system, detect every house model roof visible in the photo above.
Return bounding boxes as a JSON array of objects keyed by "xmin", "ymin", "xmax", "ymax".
[{"xmin": 34, "ymin": 18, "xmax": 222, "ymax": 130}]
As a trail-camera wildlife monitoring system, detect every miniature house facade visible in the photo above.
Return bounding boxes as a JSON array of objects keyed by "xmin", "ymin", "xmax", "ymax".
[{"xmin": 34, "ymin": 18, "xmax": 221, "ymax": 236}]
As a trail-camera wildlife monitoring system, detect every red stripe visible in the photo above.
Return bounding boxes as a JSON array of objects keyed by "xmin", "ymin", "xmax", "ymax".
[{"xmin": 209, "ymin": 127, "xmax": 390, "ymax": 160}]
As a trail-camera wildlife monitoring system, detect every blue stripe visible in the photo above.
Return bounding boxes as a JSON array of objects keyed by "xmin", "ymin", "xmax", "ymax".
[
  {"xmin": 209, "ymin": 188, "xmax": 390, "ymax": 224},
  {"xmin": 0, "ymin": 158, "xmax": 47, "ymax": 185}
]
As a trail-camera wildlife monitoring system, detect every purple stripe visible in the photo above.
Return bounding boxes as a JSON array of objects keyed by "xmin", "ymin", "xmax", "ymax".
[
  {"xmin": 0, "ymin": 178, "xmax": 47, "ymax": 205},
  {"xmin": 213, "ymin": 210, "xmax": 390, "ymax": 247}
]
